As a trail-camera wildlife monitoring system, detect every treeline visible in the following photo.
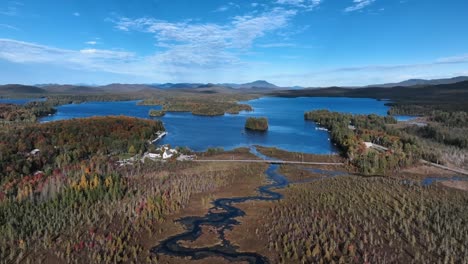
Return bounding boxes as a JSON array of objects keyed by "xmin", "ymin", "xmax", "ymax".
[
  {"xmin": 0, "ymin": 93, "xmax": 151, "ymax": 125},
  {"xmin": 273, "ymin": 80, "xmax": 468, "ymax": 113},
  {"xmin": 138, "ymin": 92, "xmax": 255, "ymax": 116},
  {"xmin": 430, "ymin": 110, "xmax": 468, "ymax": 127},
  {"xmin": 0, "ymin": 102, "xmax": 56, "ymax": 123},
  {"xmin": 304, "ymin": 110, "xmax": 420, "ymax": 175},
  {"xmin": 404, "ymin": 125, "xmax": 468, "ymax": 149},
  {"xmin": 257, "ymin": 177, "xmax": 468, "ymax": 264},
  {"xmin": 148, "ymin": 109, "xmax": 165, "ymax": 117},
  {"xmin": 398, "ymin": 110, "xmax": 468, "ymax": 156},
  {"xmin": 0, "ymin": 116, "xmax": 164, "ymax": 185}
]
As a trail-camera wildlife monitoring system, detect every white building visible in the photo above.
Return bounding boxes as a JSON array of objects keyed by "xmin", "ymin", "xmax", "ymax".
[
  {"xmin": 148, "ymin": 153, "xmax": 162, "ymax": 159},
  {"xmin": 30, "ymin": 149, "xmax": 40, "ymax": 155}
]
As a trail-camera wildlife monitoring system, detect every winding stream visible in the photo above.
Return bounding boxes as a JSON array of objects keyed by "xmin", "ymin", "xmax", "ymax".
[
  {"xmin": 151, "ymin": 149, "xmax": 289, "ymax": 263},
  {"xmin": 150, "ymin": 148, "xmax": 467, "ymax": 263}
]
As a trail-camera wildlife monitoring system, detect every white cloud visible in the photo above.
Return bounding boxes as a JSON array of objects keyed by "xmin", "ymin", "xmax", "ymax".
[
  {"xmin": 435, "ymin": 54, "xmax": 468, "ymax": 64},
  {"xmin": 1, "ymin": 38, "xmax": 467, "ymax": 86},
  {"xmin": 0, "ymin": 38, "xmax": 240, "ymax": 81},
  {"xmin": 113, "ymin": 7, "xmax": 296, "ymax": 70},
  {"xmin": 214, "ymin": 2, "xmax": 240, "ymax": 12},
  {"xmin": 344, "ymin": 0, "xmax": 376, "ymax": 12},
  {"xmin": 0, "ymin": 7, "xmax": 300, "ymax": 83},
  {"xmin": 73, "ymin": 12, "xmax": 80, "ymax": 17},
  {"xmin": 0, "ymin": 39, "xmax": 140, "ymax": 74},
  {"xmin": 275, "ymin": 0, "xmax": 321, "ymax": 10}
]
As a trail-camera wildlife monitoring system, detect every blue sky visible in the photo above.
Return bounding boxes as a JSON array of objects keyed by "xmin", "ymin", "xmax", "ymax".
[{"xmin": 1, "ymin": 0, "xmax": 467, "ymax": 86}]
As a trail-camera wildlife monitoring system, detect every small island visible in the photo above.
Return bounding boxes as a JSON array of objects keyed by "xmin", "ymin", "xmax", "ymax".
[
  {"xmin": 245, "ymin": 117, "xmax": 269, "ymax": 131},
  {"xmin": 149, "ymin": 109, "xmax": 166, "ymax": 117}
]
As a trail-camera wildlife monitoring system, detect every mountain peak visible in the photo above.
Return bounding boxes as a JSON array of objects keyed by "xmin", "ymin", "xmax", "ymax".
[{"xmin": 239, "ymin": 80, "xmax": 278, "ymax": 89}]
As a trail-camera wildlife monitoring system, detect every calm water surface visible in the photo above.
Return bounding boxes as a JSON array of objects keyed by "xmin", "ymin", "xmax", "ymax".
[
  {"xmin": 40, "ymin": 97, "xmax": 394, "ymax": 154},
  {"xmin": 0, "ymin": 98, "xmax": 46, "ymax": 105}
]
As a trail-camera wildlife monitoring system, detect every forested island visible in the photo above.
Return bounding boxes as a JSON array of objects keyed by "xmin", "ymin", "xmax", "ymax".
[
  {"xmin": 148, "ymin": 109, "xmax": 166, "ymax": 117},
  {"xmin": 245, "ymin": 117, "xmax": 269, "ymax": 131},
  {"xmin": 138, "ymin": 91, "xmax": 255, "ymax": 116}
]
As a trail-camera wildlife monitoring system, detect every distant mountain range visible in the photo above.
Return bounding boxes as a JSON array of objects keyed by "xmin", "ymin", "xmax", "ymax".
[
  {"xmin": 0, "ymin": 80, "xmax": 282, "ymax": 95},
  {"xmin": 2, "ymin": 76, "xmax": 468, "ymax": 96},
  {"xmin": 149, "ymin": 80, "xmax": 280, "ymax": 89},
  {"xmin": 219, "ymin": 80, "xmax": 279, "ymax": 89},
  {"xmin": 368, "ymin": 76, "xmax": 468, "ymax": 88},
  {"xmin": 0, "ymin": 84, "xmax": 47, "ymax": 95}
]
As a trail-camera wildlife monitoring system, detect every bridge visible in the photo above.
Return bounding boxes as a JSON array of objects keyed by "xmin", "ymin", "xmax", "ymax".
[{"xmin": 193, "ymin": 159, "xmax": 345, "ymax": 166}]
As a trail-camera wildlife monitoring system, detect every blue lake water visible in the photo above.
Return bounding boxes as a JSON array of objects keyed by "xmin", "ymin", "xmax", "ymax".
[
  {"xmin": 395, "ymin": 115, "xmax": 418, "ymax": 122},
  {"xmin": 0, "ymin": 98, "xmax": 46, "ymax": 105},
  {"xmin": 40, "ymin": 97, "xmax": 395, "ymax": 154}
]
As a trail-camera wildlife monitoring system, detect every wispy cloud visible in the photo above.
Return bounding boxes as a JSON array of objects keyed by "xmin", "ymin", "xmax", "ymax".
[
  {"xmin": 258, "ymin": 42, "xmax": 296, "ymax": 48},
  {"xmin": 0, "ymin": 1, "xmax": 22, "ymax": 16},
  {"xmin": 275, "ymin": 0, "xmax": 322, "ymax": 10},
  {"xmin": 73, "ymin": 12, "xmax": 80, "ymax": 17},
  {"xmin": 435, "ymin": 54, "xmax": 468, "ymax": 64},
  {"xmin": 344, "ymin": 0, "xmax": 376, "ymax": 12},
  {"xmin": 0, "ymin": 23, "xmax": 20, "ymax": 31},
  {"xmin": 113, "ymin": 7, "xmax": 296, "ymax": 69},
  {"xmin": 214, "ymin": 2, "xmax": 240, "ymax": 12},
  {"xmin": 264, "ymin": 54, "xmax": 468, "ymax": 86},
  {"xmin": 0, "ymin": 7, "xmax": 301, "ymax": 82},
  {"xmin": 0, "ymin": 38, "xmax": 140, "ymax": 74}
]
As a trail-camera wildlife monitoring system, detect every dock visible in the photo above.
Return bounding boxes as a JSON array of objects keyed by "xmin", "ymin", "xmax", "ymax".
[{"xmin": 151, "ymin": 131, "xmax": 167, "ymax": 144}]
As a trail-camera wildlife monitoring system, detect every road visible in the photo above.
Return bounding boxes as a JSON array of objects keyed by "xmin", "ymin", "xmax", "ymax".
[
  {"xmin": 193, "ymin": 159, "xmax": 345, "ymax": 166},
  {"xmin": 369, "ymin": 142, "xmax": 468, "ymax": 176},
  {"xmin": 420, "ymin": 160, "xmax": 468, "ymax": 176}
]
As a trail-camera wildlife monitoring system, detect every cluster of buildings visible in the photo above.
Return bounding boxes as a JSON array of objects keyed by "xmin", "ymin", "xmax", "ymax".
[
  {"xmin": 144, "ymin": 145, "xmax": 196, "ymax": 161},
  {"xmin": 145, "ymin": 145, "xmax": 179, "ymax": 160}
]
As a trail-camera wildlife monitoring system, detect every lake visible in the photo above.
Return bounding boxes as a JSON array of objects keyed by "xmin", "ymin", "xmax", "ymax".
[
  {"xmin": 40, "ymin": 97, "xmax": 396, "ymax": 154},
  {"xmin": 0, "ymin": 98, "xmax": 46, "ymax": 105}
]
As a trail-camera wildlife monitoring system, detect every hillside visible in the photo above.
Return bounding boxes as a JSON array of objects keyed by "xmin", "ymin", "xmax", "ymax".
[
  {"xmin": 272, "ymin": 80, "xmax": 468, "ymax": 113},
  {"xmin": 0, "ymin": 84, "xmax": 46, "ymax": 95},
  {"xmin": 368, "ymin": 76, "xmax": 468, "ymax": 87},
  {"xmin": 238, "ymin": 80, "xmax": 278, "ymax": 89},
  {"xmin": 42, "ymin": 85, "xmax": 104, "ymax": 94}
]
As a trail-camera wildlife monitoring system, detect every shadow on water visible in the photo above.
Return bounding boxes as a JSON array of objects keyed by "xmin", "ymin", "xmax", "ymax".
[{"xmin": 151, "ymin": 147, "xmax": 290, "ymax": 263}]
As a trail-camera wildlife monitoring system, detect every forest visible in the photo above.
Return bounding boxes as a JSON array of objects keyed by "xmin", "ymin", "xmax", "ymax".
[
  {"xmin": 0, "ymin": 102, "xmax": 56, "ymax": 123},
  {"xmin": 248, "ymin": 177, "xmax": 468, "ymax": 263},
  {"xmin": 0, "ymin": 116, "xmax": 164, "ymax": 187},
  {"xmin": 245, "ymin": 117, "xmax": 269, "ymax": 131},
  {"xmin": 304, "ymin": 110, "xmax": 421, "ymax": 175},
  {"xmin": 0, "ymin": 143, "xmax": 266, "ymax": 263},
  {"xmin": 148, "ymin": 109, "xmax": 166, "ymax": 117},
  {"xmin": 138, "ymin": 91, "xmax": 256, "ymax": 116}
]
